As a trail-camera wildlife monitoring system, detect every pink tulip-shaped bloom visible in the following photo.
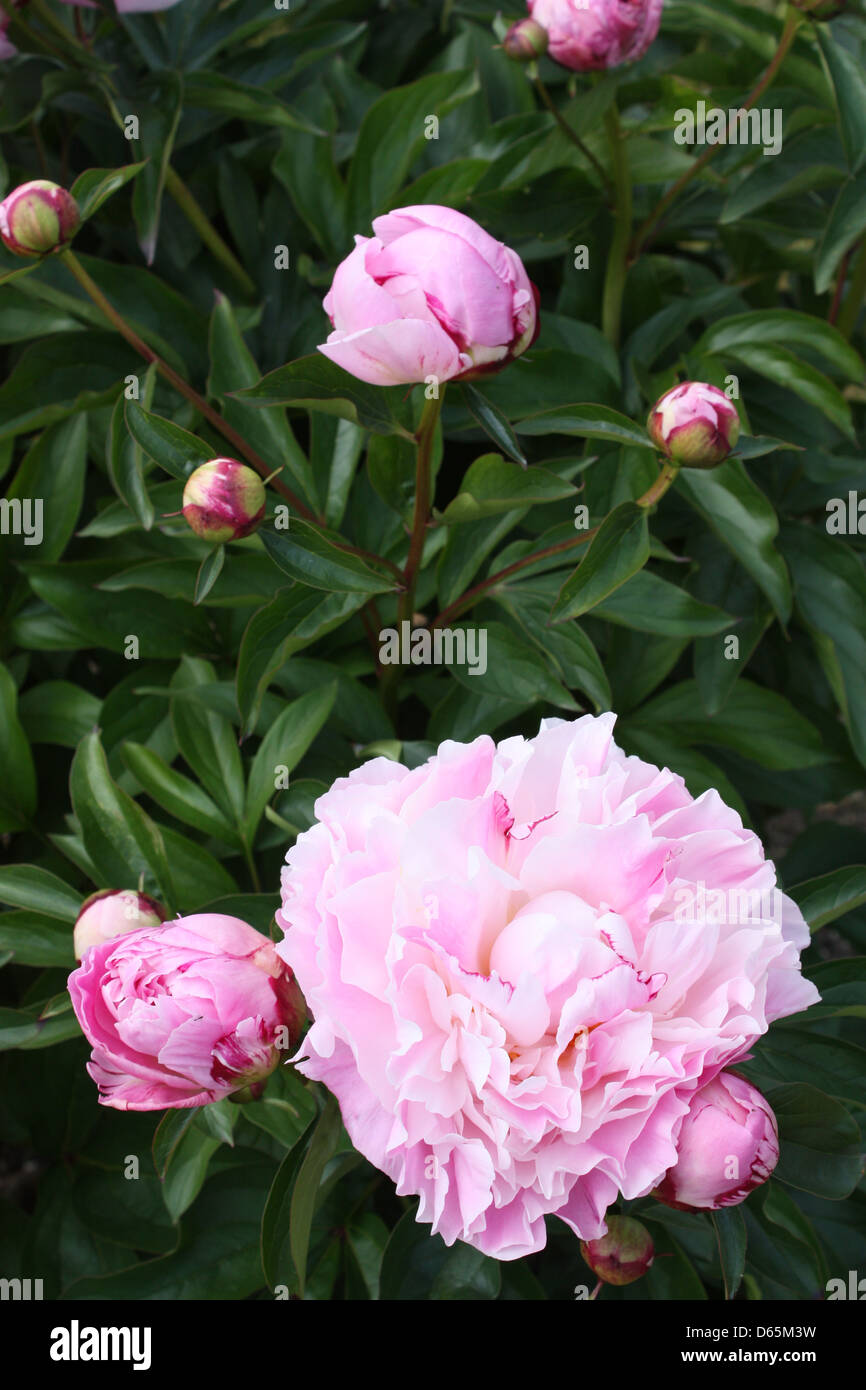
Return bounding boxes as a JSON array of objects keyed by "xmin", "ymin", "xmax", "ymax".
[
  {"xmin": 277, "ymin": 714, "xmax": 818, "ymax": 1260},
  {"xmin": 654, "ymin": 1071, "xmax": 780, "ymax": 1210},
  {"xmin": 74, "ymin": 888, "xmax": 167, "ymax": 961},
  {"xmin": 648, "ymin": 380, "xmax": 740, "ymax": 468},
  {"xmin": 528, "ymin": 0, "xmax": 663, "ymax": 71},
  {"xmin": 318, "ymin": 204, "xmax": 539, "ymax": 386},
  {"xmin": 68, "ymin": 914, "xmax": 306, "ymax": 1110}
]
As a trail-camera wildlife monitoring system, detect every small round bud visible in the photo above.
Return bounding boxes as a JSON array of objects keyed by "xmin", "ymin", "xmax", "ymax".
[
  {"xmin": 580, "ymin": 1216, "xmax": 655, "ymax": 1286},
  {"xmin": 74, "ymin": 889, "xmax": 167, "ymax": 961},
  {"xmin": 647, "ymin": 381, "xmax": 740, "ymax": 469},
  {"xmin": 0, "ymin": 180, "xmax": 80, "ymax": 258},
  {"xmin": 182, "ymin": 458, "xmax": 266, "ymax": 543},
  {"xmin": 503, "ymin": 18, "xmax": 549, "ymax": 61},
  {"xmin": 654, "ymin": 1072, "xmax": 779, "ymax": 1211}
]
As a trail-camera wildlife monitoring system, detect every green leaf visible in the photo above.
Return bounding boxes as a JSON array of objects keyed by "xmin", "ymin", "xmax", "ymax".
[
  {"xmin": 347, "ymin": 69, "xmax": 479, "ymax": 227},
  {"xmin": 780, "ymin": 524, "xmax": 866, "ymax": 769},
  {"xmin": 816, "ymin": 27, "xmax": 866, "ymax": 174},
  {"xmin": 766, "ymin": 1083, "xmax": 863, "ymax": 1200},
  {"xmin": 515, "ymin": 403, "xmax": 655, "ymax": 451},
  {"xmin": 790, "ymin": 867, "xmax": 866, "ymax": 933},
  {"xmin": 712, "ymin": 1209, "xmax": 747, "ymax": 1301},
  {"xmin": 677, "ymin": 461, "xmax": 792, "ymax": 623},
  {"xmin": 3, "ymin": 414, "xmax": 88, "ymax": 562},
  {"xmin": 170, "ymin": 658, "xmax": 245, "ymax": 830},
  {"xmin": 183, "ymin": 70, "xmax": 324, "ymax": 133},
  {"xmin": 130, "ymin": 72, "xmax": 183, "ymax": 265},
  {"xmin": 551, "ymin": 502, "xmax": 650, "ymax": 622},
  {"xmin": 236, "ymin": 354, "xmax": 412, "ymax": 438},
  {"xmin": 591, "ymin": 570, "xmax": 734, "ymax": 636},
  {"xmin": 444, "ymin": 621, "xmax": 578, "ymax": 712},
  {"xmin": 124, "ymin": 401, "xmax": 212, "ymax": 481},
  {"xmin": 244, "ymin": 685, "xmax": 336, "ymax": 844},
  {"xmin": 260, "ymin": 1112, "xmax": 317, "ymax": 1292},
  {"xmin": 815, "ymin": 177, "xmax": 866, "ymax": 296},
  {"xmin": 379, "ymin": 1204, "xmax": 501, "ymax": 1300},
  {"xmin": 69, "ymin": 730, "xmax": 175, "ymax": 906},
  {"xmin": 439, "ymin": 453, "xmax": 575, "ymax": 524},
  {"xmin": 260, "ymin": 522, "xmax": 395, "ymax": 595},
  {"xmin": 0, "ymin": 662, "xmax": 37, "ymax": 833},
  {"xmin": 121, "ymin": 742, "xmax": 240, "ymax": 845},
  {"xmin": 494, "ymin": 588, "xmax": 611, "ymax": 711},
  {"xmin": 70, "ymin": 163, "xmax": 147, "ymax": 223},
  {"xmin": 108, "ymin": 380, "xmax": 155, "ymax": 531},
  {"xmin": 160, "ymin": 1125, "xmax": 221, "ymax": 1223},
  {"xmin": 694, "ymin": 309, "xmax": 863, "ymax": 384},
  {"xmin": 289, "ymin": 1094, "xmax": 342, "ymax": 1298},
  {"xmin": 152, "ymin": 1110, "xmax": 196, "ymax": 1180},
  {"xmin": 625, "ymin": 679, "xmax": 827, "ymax": 771},
  {"xmin": 459, "ymin": 383, "xmax": 527, "ymax": 467},
  {"xmin": 0, "ymin": 865, "xmax": 81, "ymax": 922},
  {"xmin": 0, "ymin": 911, "xmax": 75, "ymax": 967},
  {"xmin": 243, "ymin": 1064, "xmax": 318, "ymax": 1150},
  {"xmin": 748, "ymin": 1027, "xmax": 866, "ymax": 1107},
  {"xmin": 193, "ymin": 546, "xmax": 225, "ymax": 606}
]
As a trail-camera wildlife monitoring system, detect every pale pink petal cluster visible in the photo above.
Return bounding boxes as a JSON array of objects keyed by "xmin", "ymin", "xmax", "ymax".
[
  {"xmin": 277, "ymin": 715, "xmax": 818, "ymax": 1260},
  {"xmin": 528, "ymin": 0, "xmax": 663, "ymax": 71},
  {"xmin": 319, "ymin": 204, "xmax": 539, "ymax": 386},
  {"xmin": 69, "ymin": 914, "xmax": 305, "ymax": 1110},
  {"xmin": 654, "ymin": 1070, "xmax": 780, "ymax": 1210}
]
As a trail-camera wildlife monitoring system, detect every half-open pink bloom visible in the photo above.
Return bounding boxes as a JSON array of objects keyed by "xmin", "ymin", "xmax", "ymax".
[
  {"xmin": 528, "ymin": 0, "xmax": 663, "ymax": 71},
  {"xmin": 69, "ymin": 914, "xmax": 305, "ymax": 1110},
  {"xmin": 277, "ymin": 715, "xmax": 818, "ymax": 1260},
  {"xmin": 654, "ymin": 1071, "xmax": 780, "ymax": 1209},
  {"xmin": 319, "ymin": 204, "xmax": 539, "ymax": 386}
]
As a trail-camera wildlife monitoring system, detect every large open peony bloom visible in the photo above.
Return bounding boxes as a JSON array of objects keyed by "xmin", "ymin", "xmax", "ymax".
[
  {"xmin": 528, "ymin": 0, "xmax": 663, "ymax": 72},
  {"xmin": 277, "ymin": 715, "xmax": 818, "ymax": 1260},
  {"xmin": 318, "ymin": 204, "xmax": 539, "ymax": 386}
]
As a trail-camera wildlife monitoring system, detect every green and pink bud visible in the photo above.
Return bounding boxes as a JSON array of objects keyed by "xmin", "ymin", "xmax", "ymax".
[
  {"xmin": 647, "ymin": 381, "xmax": 740, "ymax": 469},
  {"xmin": 74, "ymin": 889, "xmax": 167, "ymax": 961},
  {"xmin": 654, "ymin": 1072, "xmax": 780, "ymax": 1211},
  {"xmin": 580, "ymin": 1215, "xmax": 655, "ymax": 1286},
  {"xmin": 0, "ymin": 180, "xmax": 80, "ymax": 258},
  {"xmin": 182, "ymin": 458, "xmax": 266, "ymax": 543},
  {"xmin": 502, "ymin": 18, "xmax": 549, "ymax": 61}
]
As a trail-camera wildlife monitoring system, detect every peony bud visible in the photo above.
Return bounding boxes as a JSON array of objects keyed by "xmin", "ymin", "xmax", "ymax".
[
  {"xmin": 68, "ymin": 913, "xmax": 309, "ymax": 1110},
  {"xmin": 0, "ymin": 180, "xmax": 80, "ymax": 258},
  {"xmin": 580, "ymin": 1215, "xmax": 655, "ymax": 1285},
  {"xmin": 503, "ymin": 18, "xmax": 550, "ymax": 61},
  {"xmin": 182, "ymin": 458, "xmax": 266, "ymax": 543},
  {"xmin": 647, "ymin": 380, "xmax": 740, "ymax": 469},
  {"xmin": 74, "ymin": 888, "xmax": 167, "ymax": 961},
  {"xmin": 654, "ymin": 1072, "xmax": 780, "ymax": 1211}
]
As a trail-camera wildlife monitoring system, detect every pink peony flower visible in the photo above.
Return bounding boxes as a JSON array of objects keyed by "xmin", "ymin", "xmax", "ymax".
[
  {"xmin": 74, "ymin": 888, "xmax": 167, "ymax": 961},
  {"xmin": 0, "ymin": 13, "xmax": 16, "ymax": 61},
  {"xmin": 277, "ymin": 714, "xmax": 818, "ymax": 1260},
  {"xmin": 648, "ymin": 380, "xmax": 741, "ymax": 468},
  {"xmin": 68, "ymin": 914, "xmax": 306, "ymax": 1110},
  {"xmin": 527, "ymin": 0, "xmax": 663, "ymax": 72},
  {"xmin": 318, "ymin": 204, "xmax": 539, "ymax": 387},
  {"xmin": 654, "ymin": 1070, "xmax": 780, "ymax": 1210}
]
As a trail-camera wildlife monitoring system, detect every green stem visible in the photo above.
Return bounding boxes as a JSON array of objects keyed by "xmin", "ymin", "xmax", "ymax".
[
  {"xmin": 59, "ymin": 248, "xmax": 316, "ymax": 521},
  {"xmin": 380, "ymin": 390, "xmax": 444, "ymax": 720},
  {"xmin": 164, "ymin": 166, "xmax": 257, "ymax": 299},
  {"xmin": 630, "ymin": 8, "xmax": 801, "ymax": 259},
  {"xmin": 533, "ymin": 75, "xmax": 611, "ymax": 193},
  {"xmin": 836, "ymin": 238, "xmax": 866, "ymax": 341},
  {"xmin": 242, "ymin": 839, "xmax": 262, "ymax": 894},
  {"xmin": 432, "ymin": 455, "xmax": 679, "ymax": 628},
  {"xmin": 601, "ymin": 106, "xmax": 632, "ymax": 349}
]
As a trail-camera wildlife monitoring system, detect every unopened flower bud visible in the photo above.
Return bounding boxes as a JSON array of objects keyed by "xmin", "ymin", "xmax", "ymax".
[
  {"xmin": 580, "ymin": 1215, "xmax": 655, "ymax": 1286},
  {"xmin": 0, "ymin": 180, "xmax": 80, "ymax": 258},
  {"xmin": 654, "ymin": 1072, "xmax": 779, "ymax": 1211},
  {"xmin": 74, "ymin": 889, "xmax": 167, "ymax": 961},
  {"xmin": 182, "ymin": 458, "xmax": 266, "ymax": 543},
  {"xmin": 647, "ymin": 381, "xmax": 740, "ymax": 469},
  {"xmin": 503, "ymin": 18, "xmax": 549, "ymax": 61}
]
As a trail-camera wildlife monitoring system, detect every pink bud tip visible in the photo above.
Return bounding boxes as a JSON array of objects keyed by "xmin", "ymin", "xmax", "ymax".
[
  {"xmin": 0, "ymin": 180, "xmax": 80, "ymax": 258},
  {"xmin": 181, "ymin": 458, "xmax": 266, "ymax": 543},
  {"xmin": 647, "ymin": 380, "xmax": 740, "ymax": 469}
]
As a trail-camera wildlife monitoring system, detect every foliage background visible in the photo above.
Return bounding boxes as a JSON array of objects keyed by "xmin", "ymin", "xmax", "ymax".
[{"xmin": 0, "ymin": 0, "xmax": 864, "ymax": 1300}]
